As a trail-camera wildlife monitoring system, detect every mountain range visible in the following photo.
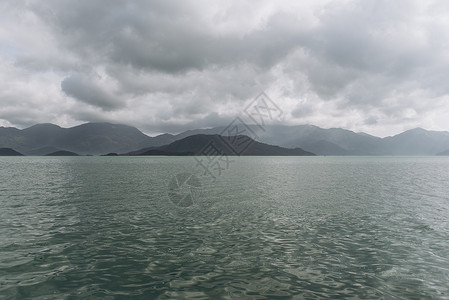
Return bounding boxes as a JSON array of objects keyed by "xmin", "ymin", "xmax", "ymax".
[
  {"xmin": 1, "ymin": 122, "xmax": 449, "ymax": 156},
  {"xmin": 0, "ymin": 123, "xmax": 170, "ymax": 155}
]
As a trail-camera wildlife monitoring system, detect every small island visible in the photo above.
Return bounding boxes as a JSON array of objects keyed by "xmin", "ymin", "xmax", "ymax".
[{"xmin": 45, "ymin": 150, "xmax": 79, "ymax": 156}]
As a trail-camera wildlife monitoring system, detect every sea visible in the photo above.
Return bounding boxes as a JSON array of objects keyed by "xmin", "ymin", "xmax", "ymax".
[{"xmin": 0, "ymin": 156, "xmax": 448, "ymax": 299}]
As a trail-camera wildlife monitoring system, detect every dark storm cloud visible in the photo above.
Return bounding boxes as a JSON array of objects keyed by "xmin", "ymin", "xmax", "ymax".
[
  {"xmin": 37, "ymin": 0, "xmax": 304, "ymax": 73},
  {"xmin": 61, "ymin": 74, "xmax": 124, "ymax": 110}
]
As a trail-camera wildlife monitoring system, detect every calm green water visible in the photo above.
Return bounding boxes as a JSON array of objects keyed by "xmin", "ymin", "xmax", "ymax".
[{"xmin": 0, "ymin": 156, "xmax": 448, "ymax": 299}]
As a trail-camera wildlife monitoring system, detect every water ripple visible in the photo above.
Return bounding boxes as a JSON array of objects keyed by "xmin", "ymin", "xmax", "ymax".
[{"xmin": 0, "ymin": 157, "xmax": 448, "ymax": 299}]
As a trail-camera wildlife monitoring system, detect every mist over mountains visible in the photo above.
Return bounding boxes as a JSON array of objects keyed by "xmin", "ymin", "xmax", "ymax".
[{"xmin": 1, "ymin": 122, "xmax": 449, "ymax": 156}]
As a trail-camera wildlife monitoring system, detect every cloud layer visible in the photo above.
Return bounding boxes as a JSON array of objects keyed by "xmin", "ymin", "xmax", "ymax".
[{"xmin": 1, "ymin": 0, "xmax": 449, "ymax": 136}]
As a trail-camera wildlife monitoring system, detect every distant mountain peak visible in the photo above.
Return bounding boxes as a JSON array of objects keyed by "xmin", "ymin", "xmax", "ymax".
[
  {"xmin": 408, "ymin": 127, "xmax": 426, "ymax": 132},
  {"xmin": 397, "ymin": 127, "xmax": 433, "ymax": 138},
  {"xmin": 0, "ymin": 148, "xmax": 24, "ymax": 156},
  {"xmin": 77, "ymin": 122, "xmax": 135, "ymax": 128},
  {"xmin": 25, "ymin": 123, "xmax": 62, "ymax": 130}
]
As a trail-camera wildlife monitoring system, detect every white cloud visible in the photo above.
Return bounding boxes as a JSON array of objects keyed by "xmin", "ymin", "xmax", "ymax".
[{"xmin": 1, "ymin": 0, "xmax": 449, "ymax": 137}]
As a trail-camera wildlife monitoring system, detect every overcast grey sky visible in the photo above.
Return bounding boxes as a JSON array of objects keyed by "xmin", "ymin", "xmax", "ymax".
[{"xmin": 1, "ymin": 0, "xmax": 449, "ymax": 136}]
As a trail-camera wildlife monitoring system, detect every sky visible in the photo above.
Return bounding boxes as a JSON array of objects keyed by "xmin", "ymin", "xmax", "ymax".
[{"xmin": 1, "ymin": 0, "xmax": 449, "ymax": 137}]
